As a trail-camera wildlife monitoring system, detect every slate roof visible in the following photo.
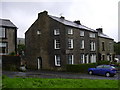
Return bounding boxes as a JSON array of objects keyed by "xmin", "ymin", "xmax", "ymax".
[
  {"xmin": 49, "ymin": 15, "xmax": 97, "ymax": 32},
  {"xmin": 49, "ymin": 15, "xmax": 113, "ymax": 40},
  {"xmin": 98, "ymin": 33, "xmax": 113, "ymax": 39},
  {"xmin": 0, "ymin": 19, "xmax": 17, "ymax": 28}
]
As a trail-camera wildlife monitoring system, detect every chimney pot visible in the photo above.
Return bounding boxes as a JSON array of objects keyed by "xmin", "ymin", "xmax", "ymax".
[{"xmin": 96, "ymin": 28, "xmax": 103, "ymax": 33}]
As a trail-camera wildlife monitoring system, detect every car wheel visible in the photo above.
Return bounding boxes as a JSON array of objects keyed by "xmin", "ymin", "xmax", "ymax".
[
  {"xmin": 89, "ymin": 70, "xmax": 93, "ymax": 75},
  {"xmin": 105, "ymin": 72, "xmax": 111, "ymax": 77}
]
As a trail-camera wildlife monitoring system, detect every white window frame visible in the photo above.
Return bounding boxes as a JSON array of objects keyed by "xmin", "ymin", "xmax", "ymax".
[
  {"xmin": 0, "ymin": 27, "xmax": 5, "ymax": 38},
  {"xmin": 55, "ymin": 55, "xmax": 61, "ymax": 66},
  {"xmin": 107, "ymin": 55, "xmax": 110, "ymax": 61},
  {"xmin": 90, "ymin": 42, "xmax": 95, "ymax": 51},
  {"xmin": 54, "ymin": 39, "xmax": 60, "ymax": 49},
  {"xmin": 80, "ymin": 40, "xmax": 84, "ymax": 49},
  {"xmin": 93, "ymin": 54, "xmax": 96, "ymax": 63},
  {"xmin": 54, "ymin": 29, "xmax": 60, "ymax": 35},
  {"xmin": 37, "ymin": 30, "xmax": 41, "ymax": 35},
  {"xmin": 68, "ymin": 39, "xmax": 73, "ymax": 49},
  {"xmin": 85, "ymin": 54, "xmax": 89, "ymax": 64},
  {"xmin": 68, "ymin": 54, "xmax": 74, "ymax": 64},
  {"xmin": 80, "ymin": 31, "xmax": 84, "ymax": 36},
  {"xmin": 90, "ymin": 54, "xmax": 93, "ymax": 63},
  {"xmin": 0, "ymin": 42, "xmax": 7, "ymax": 47},
  {"xmin": 89, "ymin": 33, "xmax": 95, "ymax": 38},
  {"xmin": 0, "ymin": 42, "xmax": 7, "ymax": 55},
  {"xmin": 80, "ymin": 54, "xmax": 85, "ymax": 64},
  {"xmin": 68, "ymin": 29, "xmax": 73, "ymax": 35}
]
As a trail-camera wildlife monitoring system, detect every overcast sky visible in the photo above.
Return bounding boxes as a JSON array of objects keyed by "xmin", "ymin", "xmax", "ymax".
[{"xmin": 0, "ymin": 0, "xmax": 119, "ymax": 42}]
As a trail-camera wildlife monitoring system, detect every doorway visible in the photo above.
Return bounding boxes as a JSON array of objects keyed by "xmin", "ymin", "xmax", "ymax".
[{"xmin": 37, "ymin": 57, "xmax": 42, "ymax": 70}]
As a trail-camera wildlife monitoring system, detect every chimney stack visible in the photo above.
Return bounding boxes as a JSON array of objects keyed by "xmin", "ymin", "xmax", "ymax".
[
  {"xmin": 38, "ymin": 11, "xmax": 48, "ymax": 18},
  {"xmin": 96, "ymin": 28, "xmax": 103, "ymax": 33},
  {"xmin": 60, "ymin": 16, "xmax": 65, "ymax": 20},
  {"xmin": 74, "ymin": 20, "xmax": 81, "ymax": 25}
]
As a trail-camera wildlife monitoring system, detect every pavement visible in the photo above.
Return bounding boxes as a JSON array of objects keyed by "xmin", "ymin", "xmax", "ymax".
[{"xmin": 2, "ymin": 70, "xmax": 120, "ymax": 80}]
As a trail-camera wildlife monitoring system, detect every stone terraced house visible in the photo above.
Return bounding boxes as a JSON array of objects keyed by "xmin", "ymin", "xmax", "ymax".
[
  {"xmin": 0, "ymin": 19, "xmax": 17, "ymax": 55},
  {"xmin": 25, "ymin": 11, "xmax": 114, "ymax": 70}
]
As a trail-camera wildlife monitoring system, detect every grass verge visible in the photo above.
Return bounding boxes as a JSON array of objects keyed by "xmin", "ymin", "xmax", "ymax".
[{"xmin": 2, "ymin": 76, "xmax": 119, "ymax": 88}]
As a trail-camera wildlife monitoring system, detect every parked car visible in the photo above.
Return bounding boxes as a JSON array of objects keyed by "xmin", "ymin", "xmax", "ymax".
[
  {"xmin": 88, "ymin": 65, "xmax": 117, "ymax": 77},
  {"xmin": 110, "ymin": 64, "xmax": 120, "ymax": 72}
]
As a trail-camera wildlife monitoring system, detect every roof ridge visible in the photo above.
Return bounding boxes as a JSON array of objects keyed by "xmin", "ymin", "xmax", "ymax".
[
  {"xmin": 49, "ymin": 15, "xmax": 96, "ymax": 32},
  {"xmin": 0, "ymin": 18, "xmax": 17, "ymax": 28}
]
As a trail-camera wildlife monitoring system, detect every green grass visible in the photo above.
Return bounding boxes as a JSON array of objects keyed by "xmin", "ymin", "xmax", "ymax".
[{"xmin": 2, "ymin": 76, "xmax": 119, "ymax": 88}]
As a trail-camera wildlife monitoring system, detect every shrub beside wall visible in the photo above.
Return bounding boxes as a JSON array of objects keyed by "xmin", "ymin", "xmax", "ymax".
[{"xmin": 66, "ymin": 63, "xmax": 97, "ymax": 73}]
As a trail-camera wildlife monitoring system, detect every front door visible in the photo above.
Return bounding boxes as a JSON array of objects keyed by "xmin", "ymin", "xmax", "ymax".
[{"xmin": 37, "ymin": 57, "xmax": 42, "ymax": 69}]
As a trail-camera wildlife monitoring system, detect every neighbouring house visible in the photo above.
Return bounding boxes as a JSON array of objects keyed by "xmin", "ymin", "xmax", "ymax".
[
  {"xmin": 25, "ymin": 11, "xmax": 114, "ymax": 70},
  {"xmin": 96, "ymin": 28, "xmax": 114, "ymax": 61},
  {"xmin": 0, "ymin": 19, "xmax": 17, "ymax": 55}
]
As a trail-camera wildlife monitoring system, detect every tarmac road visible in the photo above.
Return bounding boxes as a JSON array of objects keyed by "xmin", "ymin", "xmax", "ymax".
[{"xmin": 2, "ymin": 70, "xmax": 120, "ymax": 80}]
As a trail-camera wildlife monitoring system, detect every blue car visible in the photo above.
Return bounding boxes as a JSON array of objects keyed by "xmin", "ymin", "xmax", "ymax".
[{"xmin": 88, "ymin": 65, "xmax": 117, "ymax": 77}]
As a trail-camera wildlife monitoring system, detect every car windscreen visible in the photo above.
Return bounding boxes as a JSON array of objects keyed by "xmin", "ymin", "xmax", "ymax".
[
  {"xmin": 103, "ymin": 65, "xmax": 115, "ymax": 69},
  {"xmin": 96, "ymin": 65, "xmax": 103, "ymax": 68}
]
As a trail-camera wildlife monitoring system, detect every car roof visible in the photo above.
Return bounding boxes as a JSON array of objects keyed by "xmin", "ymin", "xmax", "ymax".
[
  {"xmin": 98, "ymin": 65, "xmax": 110, "ymax": 66},
  {"xmin": 98, "ymin": 65, "xmax": 112, "ymax": 67}
]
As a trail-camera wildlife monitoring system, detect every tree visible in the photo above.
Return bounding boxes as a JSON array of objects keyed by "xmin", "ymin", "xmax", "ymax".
[
  {"xmin": 17, "ymin": 44, "xmax": 25, "ymax": 56},
  {"xmin": 114, "ymin": 42, "xmax": 120, "ymax": 55}
]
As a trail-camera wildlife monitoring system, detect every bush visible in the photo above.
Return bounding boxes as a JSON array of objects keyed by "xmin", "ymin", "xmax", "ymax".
[
  {"xmin": 66, "ymin": 63, "xmax": 97, "ymax": 73},
  {"xmin": 97, "ymin": 60, "xmax": 110, "ymax": 65},
  {"xmin": 9, "ymin": 52, "xmax": 16, "ymax": 56}
]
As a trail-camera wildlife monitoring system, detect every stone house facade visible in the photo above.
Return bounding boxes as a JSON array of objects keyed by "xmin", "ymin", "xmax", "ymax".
[
  {"xmin": 25, "ymin": 11, "xmax": 114, "ymax": 70},
  {"xmin": 96, "ymin": 28, "xmax": 114, "ymax": 61},
  {"xmin": 0, "ymin": 19, "xmax": 17, "ymax": 55}
]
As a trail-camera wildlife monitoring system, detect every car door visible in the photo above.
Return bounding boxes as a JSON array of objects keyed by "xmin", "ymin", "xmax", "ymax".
[
  {"xmin": 94, "ymin": 65, "xmax": 104, "ymax": 75},
  {"xmin": 100, "ymin": 65, "xmax": 110, "ymax": 75}
]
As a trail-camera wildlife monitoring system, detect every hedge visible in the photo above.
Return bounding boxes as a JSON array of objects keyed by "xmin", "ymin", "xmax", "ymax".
[
  {"xmin": 66, "ymin": 60, "xmax": 120, "ymax": 73},
  {"xmin": 97, "ymin": 60, "xmax": 110, "ymax": 65},
  {"xmin": 66, "ymin": 63, "xmax": 97, "ymax": 73}
]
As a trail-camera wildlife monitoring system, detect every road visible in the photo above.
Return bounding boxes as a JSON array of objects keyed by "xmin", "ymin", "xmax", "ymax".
[{"xmin": 2, "ymin": 70, "xmax": 120, "ymax": 80}]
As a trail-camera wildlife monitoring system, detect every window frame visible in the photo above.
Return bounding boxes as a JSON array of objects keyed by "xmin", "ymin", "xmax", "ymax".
[
  {"xmin": 85, "ymin": 54, "xmax": 89, "ymax": 64},
  {"xmin": 80, "ymin": 54, "xmax": 85, "ymax": 64},
  {"xmin": 54, "ymin": 39, "xmax": 60, "ymax": 49},
  {"xmin": 0, "ymin": 42, "xmax": 8, "ymax": 55},
  {"xmin": 54, "ymin": 29, "xmax": 60, "ymax": 35},
  {"xmin": 68, "ymin": 28, "xmax": 73, "ymax": 35},
  {"xmin": 68, "ymin": 39, "xmax": 73, "ymax": 49},
  {"xmin": 90, "ymin": 41, "xmax": 96, "ymax": 51},
  {"xmin": 55, "ymin": 55, "xmax": 61, "ymax": 66},
  {"xmin": 80, "ymin": 40, "xmax": 84, "ymax": 49},
  {"xmin": 102, "ymin": 42, "xmax": 105, "ymax": 51},
  {"xmin": 80, "ymin": 31, "xmax": 84, "ymax": 36},
  {"xmin": 68, "ymin": 54, "xmax": 74, "ymax": 64},
  {"xmin": 90, "ymin": 54, "xmax": 96, "ymax": 63},
  {"xmin": 89, "ymin": 33, "xmax": 95, "ymax": 38},
  {"xmin": 0, "ymin": 27, "xmax": 6, "ymax": 38}
]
